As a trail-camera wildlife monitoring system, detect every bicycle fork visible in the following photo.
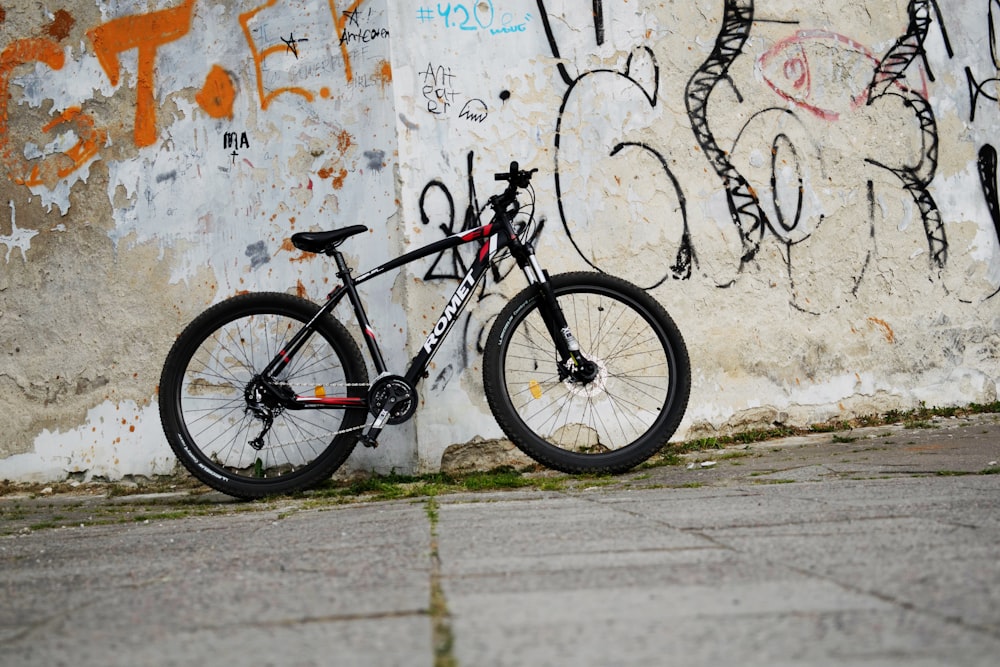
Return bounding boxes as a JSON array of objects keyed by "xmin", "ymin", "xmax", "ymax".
[{"xmin": 521, "ymin": 254, "xmax": 599, "ymax": 384}]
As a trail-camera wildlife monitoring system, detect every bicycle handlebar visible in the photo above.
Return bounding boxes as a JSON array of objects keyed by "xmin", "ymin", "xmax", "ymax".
[{"xmin": 494, "ymin": 161, "xmax": 537, "ymax": 188}]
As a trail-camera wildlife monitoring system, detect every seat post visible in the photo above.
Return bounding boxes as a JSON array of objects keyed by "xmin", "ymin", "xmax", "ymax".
[
  {"xmin": 331, "ymin": 248, "xmax": 352, "ymax": 281},
  {"xmin": 330, "ymin": 247, "xmax": 388, "ymax": 375}
]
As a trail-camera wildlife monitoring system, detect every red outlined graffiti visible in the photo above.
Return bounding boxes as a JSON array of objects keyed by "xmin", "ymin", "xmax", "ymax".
[
  {"xmin": 759, "ymin": 29, "xmax": 930, "ymax": 122},
  {"xmin": 759, "ymin": 30, "xmax": 879, "ymax": 121}
]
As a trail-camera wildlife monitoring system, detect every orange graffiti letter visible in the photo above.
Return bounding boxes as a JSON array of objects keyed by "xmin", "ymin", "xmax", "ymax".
[
  {"xmin": 240, "ymin": 0, "xmax": 315, "ymax": 109},
  {"xmin": 88, "ymin": 0, "xmax": 195, "ymax": 147},
  {"xmin": 0, "ymin": 39, "xmax": 106, "ymax": 187},
  {"xmin": 196, "ymin": 65, "xmax": 236, "ymax": 119}
]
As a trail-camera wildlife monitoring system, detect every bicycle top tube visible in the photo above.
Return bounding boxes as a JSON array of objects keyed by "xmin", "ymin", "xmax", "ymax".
[
  {"xmin": 293, "ymin": 160, "xmax": 528, "ymax": 283},
  {"xmin": 349, "ymin": 218, "xmax": 516, "ymax": 289}
]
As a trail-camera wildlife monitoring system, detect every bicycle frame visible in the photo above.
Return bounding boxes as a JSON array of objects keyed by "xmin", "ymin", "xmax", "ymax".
[
  {"xmin": 345, "ymin": 218, "xmax": 530, "ymax": 387},
  {"xmin": 262, "ymin": 208, "xmax": 553, "ymax": 410}
]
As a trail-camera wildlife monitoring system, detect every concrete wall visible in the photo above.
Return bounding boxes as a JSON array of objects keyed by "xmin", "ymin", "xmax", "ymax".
[{"xmin": 2, "ymin": 0, "xmax": 999, "ymax": 483}]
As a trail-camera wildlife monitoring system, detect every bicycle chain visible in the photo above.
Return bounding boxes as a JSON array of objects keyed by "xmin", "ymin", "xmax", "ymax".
[
  {"xmin": 285, "ymin": 382, "xmax": 371, "ymax": 389},
  {"xmin": 278, "ymin": 381, "xmax": 371, "ymax": 441}
]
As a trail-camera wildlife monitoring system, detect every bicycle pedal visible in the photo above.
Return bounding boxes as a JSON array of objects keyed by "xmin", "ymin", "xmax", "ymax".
[{"xmin": 358, "ymin": 433, "xmax": 380, "ymax": 448}]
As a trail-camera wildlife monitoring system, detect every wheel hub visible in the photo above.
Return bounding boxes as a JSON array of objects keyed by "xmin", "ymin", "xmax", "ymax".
[{"xmin": 564, "ymin": 357, "xmax": 609, "ymax": 398}]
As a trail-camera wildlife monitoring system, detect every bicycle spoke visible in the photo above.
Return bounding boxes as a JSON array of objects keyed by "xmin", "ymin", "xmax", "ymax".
[
  {"xmin": 485, "ymin": 273, "xmax": 690, "ymax": 474},
  {"xmin": 160, "ymin": 293, "xmax": 369, "ymax": 498}
]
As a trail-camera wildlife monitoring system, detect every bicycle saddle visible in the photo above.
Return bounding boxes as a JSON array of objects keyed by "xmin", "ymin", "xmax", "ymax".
[{"xmin": 290, "ymin": 225, "xmax": 368, "ymax": 254}]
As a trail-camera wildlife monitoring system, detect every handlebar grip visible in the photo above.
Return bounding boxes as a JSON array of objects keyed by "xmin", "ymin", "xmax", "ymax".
[
  {"xmin": 495, "ymin": 161, "xmax": 520, "ymax": 181},
  {"xmin": 494, "ymin": 162, "xmax": 539, "ymax": 186}
]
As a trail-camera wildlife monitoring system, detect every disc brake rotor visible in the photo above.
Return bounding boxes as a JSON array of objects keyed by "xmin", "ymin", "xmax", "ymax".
[{"xmin": 563, "ymin": 357, "xmax": 609, "ymax": 398}]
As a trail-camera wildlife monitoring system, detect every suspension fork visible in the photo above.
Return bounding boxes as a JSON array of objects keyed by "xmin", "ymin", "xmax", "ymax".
[{"xmin": 514, "ymin": 244, "xmax": 597, "ymax": 382}]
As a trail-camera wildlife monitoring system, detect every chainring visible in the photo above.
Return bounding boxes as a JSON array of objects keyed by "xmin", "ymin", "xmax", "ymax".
[{"xmin": 367, "ymin": 375, "xmax": 417, "ymax": 425}]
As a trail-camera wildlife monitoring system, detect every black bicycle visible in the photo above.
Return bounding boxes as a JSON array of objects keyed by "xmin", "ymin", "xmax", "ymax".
[{"xmin": 159, "ymin": 162, "xmax": 691, "ymax": 498}]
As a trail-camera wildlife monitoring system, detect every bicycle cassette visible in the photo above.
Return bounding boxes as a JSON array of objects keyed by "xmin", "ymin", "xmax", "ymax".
[{"xmin": 367, "ymin": 375, "xmax": 417, "ymax": 425}]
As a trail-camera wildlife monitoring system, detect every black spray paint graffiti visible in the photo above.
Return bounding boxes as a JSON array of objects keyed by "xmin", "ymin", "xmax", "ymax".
[
  {"xmin": 864, "ymin": 0, "xmax": 950, "ymax": 273},
  {"xmin": 965, "ymin": 65, "xmax": 999, "ymax": 123},
  {"xmin": 245, "ymin": 240, "xmax": 270, "ymax": 269},
  {"xmin": 592, "ymin": 1, "xmax": 605, "ymax": 45},
  {"xmin": 684, "ymin": 0, "xmax": 764, "ymax": 276},
  {"xmin": 977, "ymin": 145, "xmax": 1000, "ymax": 300},
  {"xmin": 722, "ymin": 0, "xmax": 952, "ymax": 295},
  {"xmin": 223, "ymin": 130, "xmax": 250, "ymax": 165},
  {"xmin": 419, "ymin": 151, "xmax": 479, "ymax": 281},
  {"xmin": 538, "ymin": 3, "xmax": 692, "ymax": 289},
  {"xmin": 965, "ymin": 0, "xmax": 1000, "ymax": 122},
  {"xmin": 766, "ymin": 122, "xmax": 803, "ymax": 236},
  {"xmin": 418, "ymin": 151, "xmax": 545, "ymax": 389},
  {"xmin": 978, "ymin": 145, "xmax": 1000, "ymax": 245},
  {"xmin": 420, "ymin": 63, "xmax": 488, "ymax": 122},
  {"xmin": 340, "ymin": 6, "xmax": 389, "ymax": 45},
  {"xmin": 537, "ymin": 0, "xmax": 965, "ymax": 306},
  {"xmin": 611, "ymin": 141, "xmax": 694, "ymax": 281},
  {"xmin": 421, "ymin": 63, "xmax": 459, "ymax": 115},
  {"xmin": 364, "ymin": 149, "xmax": 386, "ymax": 172},
  {"xmin": 970, "ymin": 1, "xmax": 1000, "ymax": 302},
  {"xmin": 281, "ymin": 33, "xmax": 308, "ymax": 58}
]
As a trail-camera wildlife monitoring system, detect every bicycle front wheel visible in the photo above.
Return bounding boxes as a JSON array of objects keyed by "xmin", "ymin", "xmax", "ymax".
[
  {"xmin": 483, "ymin": 272, "xmax": 690, "ymax": 474},
  {"xmin": 159, "ymin": 293, "xmax": 369, "ymax": 499}
]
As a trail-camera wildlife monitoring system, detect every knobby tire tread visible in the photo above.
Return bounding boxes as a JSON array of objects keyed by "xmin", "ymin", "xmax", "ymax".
[
  {"xmin": 159, "ymin": 292, "xmax": 368, "ymax": 499},
  {"xmin": 482, "ymin": 272, "xmax": 690, "ymax": 475}
]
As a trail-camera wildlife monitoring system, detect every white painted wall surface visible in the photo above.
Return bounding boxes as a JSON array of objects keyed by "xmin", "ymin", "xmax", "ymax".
[{"xmin": 1, "ymin": 0, "xmax": 999, "ymax": 482}]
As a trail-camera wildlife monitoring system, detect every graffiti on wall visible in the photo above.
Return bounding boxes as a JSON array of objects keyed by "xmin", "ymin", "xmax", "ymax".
[
  {"xmin": 418, "ymin": 150, "xmax": 545, "ymax": 390},
  {"xmin": 0, "ymin": 0, "xmax": 387, "ymax": 193},
  {"xmin": 533, "ymin": 0, "xmax": 1000, "ymax": 308},
  {"xmin": 7, "ymin": 0, "xmax": 1000, "ymax": 482},
  {"xmin": 0, "ymin": 34, "xmax": 107, "ymax": 187},
  {"xmin": 973, "ymin": 1, "xmax": 1000, "ymax": 300},
  {"xmin": 4, "ymin": 1, "xmax": 1000, "ymax": 296},
  {"xmin": 415, "ymin": 1, "xmax": 532, "ymax": 35}
]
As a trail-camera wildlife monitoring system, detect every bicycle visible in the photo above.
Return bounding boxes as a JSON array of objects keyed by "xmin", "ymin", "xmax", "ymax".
[{"xmin": 158, "ymin": 162, "xmax": 691, "ymax": 499}]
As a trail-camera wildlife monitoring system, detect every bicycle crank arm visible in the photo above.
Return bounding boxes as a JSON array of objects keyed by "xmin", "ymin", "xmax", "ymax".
[
  {"xmin": 358, "ymin": 412, "xmax": 389, "ymax": 448},
  {"xmin": 358, "ymin": 389, "xmax": 400, "ymax": 448}
]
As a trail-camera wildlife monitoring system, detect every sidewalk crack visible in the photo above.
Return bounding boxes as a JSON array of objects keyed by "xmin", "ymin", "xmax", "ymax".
[{"xmin": 427, "ymin": 497, "xmax": 457, "ymax": 666}]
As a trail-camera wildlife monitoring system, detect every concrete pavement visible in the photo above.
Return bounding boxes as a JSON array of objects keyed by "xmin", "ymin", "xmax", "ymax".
[{"xmin": 2, "ymin": 414, "xmax": 1000, "ymax": 666}]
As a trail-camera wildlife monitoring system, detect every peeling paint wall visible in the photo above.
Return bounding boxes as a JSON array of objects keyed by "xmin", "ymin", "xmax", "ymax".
[{"xmin": 1, "ymin": 0, "xmax": 999, "ymax": 482}]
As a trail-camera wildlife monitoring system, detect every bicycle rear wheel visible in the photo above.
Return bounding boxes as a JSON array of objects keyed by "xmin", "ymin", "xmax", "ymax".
[
  {"xmin": 159, "ymin": 293, "xmax": 368, "ymax": 498},
  {"xmin": 483, "ymin": 272, "xmax": 690, "ymax": 474}
]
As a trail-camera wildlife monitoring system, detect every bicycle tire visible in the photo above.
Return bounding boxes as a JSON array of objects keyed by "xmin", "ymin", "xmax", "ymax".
[
  {"xmin": 159, "ymin": 292, "xmax": 368, "ymax": 498},
  {"xmin": 483, "ymin": 272, "xmax": 690, "ymax": 474}
]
